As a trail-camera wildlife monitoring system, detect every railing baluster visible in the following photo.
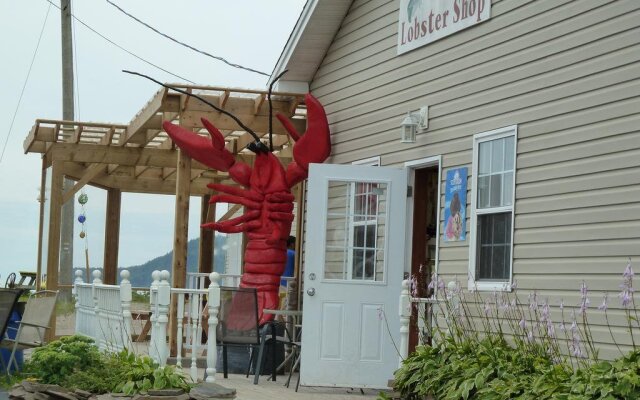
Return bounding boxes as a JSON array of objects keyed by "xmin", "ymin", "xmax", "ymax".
[
  {"xmin": 399, "ymin": 279, "xmax": 411, "ymax": 368},
  {"xmin": 206, "ymin": 272, "xmax": 220, "ymax": 383},
  {"xmin": 176, "ymin": 293, "xmax": 185, "ymax": 370},
  {"xmin": 156, "ymin": 270, "xmax": 171, "ymax": 366}
]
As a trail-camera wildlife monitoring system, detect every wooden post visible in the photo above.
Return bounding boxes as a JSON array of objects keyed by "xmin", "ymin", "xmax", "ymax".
[
  {"xmin": 45, "ymin": 161, "xmax": 64, "ymax": 339},
  {"xmin": 36, "ymin": 158, "xmax": 47, "ymax": 291},
  {"xmin": 169, "ymin": 149, "xmax": 190, "ymax": 356},
  {"xmin": 199, "ymin": 195, "xmax": 214, "ymax": 276},
  {"xmin": 103, "ymin": 189, "xmax": 121, "ymax": 285}
]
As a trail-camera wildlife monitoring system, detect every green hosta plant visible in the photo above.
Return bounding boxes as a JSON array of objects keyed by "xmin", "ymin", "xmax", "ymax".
[{"xmin": 109, "ymin": 350, "xmax": 191, "ymax": 395}]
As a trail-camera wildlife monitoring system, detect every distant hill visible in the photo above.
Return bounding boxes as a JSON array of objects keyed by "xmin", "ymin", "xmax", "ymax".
[{"xmin": 122, "ymin": 235, "xmax": 227, "ymax": 288}]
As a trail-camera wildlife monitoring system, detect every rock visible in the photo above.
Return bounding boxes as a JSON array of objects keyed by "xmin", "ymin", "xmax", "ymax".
[
  {"xmin": 147, "ymin": 390, "xmax": 185, "ymax": 397},
  {"xmin": 73, "ymin": 391, "xmax": 92, "ymax": 400},
  {"xmin": 21, "ymin": 382, "xmax": 56, "ymax": 394},
  {"xmin": 44, "ymin": 389, "xmax": 77, "ymax": 400},
  {"xmin": 110, "ymin": 395, "xmax": 131, "ymax": 398},
  {"xmin": 189, "ymin": 383, "xmax": 236, "ymax": 400},
  {"xmin": 33, "ymin": 393, "xmax": 54, "ymax": 400},
  {"xmin": 95, "ymin": 394, "xmax": 115, "ymax": 400},
  {"xmin": 9, "ymin": 386, "xmax": 28, "ymax": 399},
  {"xmin": 137, "ymin": 394, "xmax": 189, "ymax": 400}
]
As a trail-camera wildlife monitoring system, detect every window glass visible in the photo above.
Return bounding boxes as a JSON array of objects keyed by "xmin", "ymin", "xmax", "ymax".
[
  {"xmin": 324, "ymin": 180, "xmax": 387, "ymax": 282},
  {"xmin": 476, "ymin": 213, "xmax": 512, "ymax": 281}
]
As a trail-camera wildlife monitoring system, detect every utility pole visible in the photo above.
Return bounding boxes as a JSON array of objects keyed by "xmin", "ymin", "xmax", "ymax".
[{"xmin": 59, "ymin": 0, "xmax": 74, "ymax": 300}]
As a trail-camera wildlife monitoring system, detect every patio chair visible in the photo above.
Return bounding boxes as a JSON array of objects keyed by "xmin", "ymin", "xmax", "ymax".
[
  {"xmin": 217, "ymin": 286, "xmax": 261, "ymax": 379},
  {"xmin": 0, "ymin": 290, "xmax": 58, "ymax": 374}
]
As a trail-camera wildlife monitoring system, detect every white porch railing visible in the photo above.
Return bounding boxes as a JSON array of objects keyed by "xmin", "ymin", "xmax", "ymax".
[
  {"xmin": 150, "ymin": 270, "xmax": 221, "ymax": 383},
  {"xmin": 187, "ymin": 272, "xmax": 241, "ymax": 289},
  {"xmin": 73, "ymin": 269, "xmax": 133, "ymax": 352}
]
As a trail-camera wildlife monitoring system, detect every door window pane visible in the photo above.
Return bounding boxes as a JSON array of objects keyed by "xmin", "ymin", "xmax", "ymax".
[{"xmin": 324, "ymin": 180, "xmax": 387, "ymax": 282}]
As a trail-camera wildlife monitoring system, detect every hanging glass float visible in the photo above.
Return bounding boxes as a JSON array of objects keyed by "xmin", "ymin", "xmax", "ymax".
[
  {"xmin": 79, "ymin": 231, "xmax": 86, "ymax": 239},
  {"xmin": 78, "ymin": 214, "xmax": 86, "ymax": 223},
  {"xmin": 78, "ymin": 193, "xmax": 88, "ymax": 205}
]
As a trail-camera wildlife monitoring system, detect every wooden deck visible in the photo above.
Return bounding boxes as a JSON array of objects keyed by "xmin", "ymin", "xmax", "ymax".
[{"xmin": 216, "ymin": 374, "xmax": 383, "ymax": 400}]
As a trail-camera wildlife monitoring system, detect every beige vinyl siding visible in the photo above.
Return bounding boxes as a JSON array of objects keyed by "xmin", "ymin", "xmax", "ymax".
[{"xmin": 308, "ymin": 0, "xmax": 640, "ymax": 357}]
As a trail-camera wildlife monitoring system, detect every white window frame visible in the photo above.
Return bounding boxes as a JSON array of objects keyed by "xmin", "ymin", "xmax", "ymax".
[
  {"xmin": 346, "ymin": 156, "xmax": 381, "ymax": 281},
  {"xmin": 469, "ymin": 125, "xmax": 517, "ymax": 291}
]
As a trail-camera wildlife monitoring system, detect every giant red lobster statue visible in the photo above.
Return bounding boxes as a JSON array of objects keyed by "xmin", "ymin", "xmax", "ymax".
[{"xmin": 163, "ymin": 93, "xmax": 330, "ymax": 325}]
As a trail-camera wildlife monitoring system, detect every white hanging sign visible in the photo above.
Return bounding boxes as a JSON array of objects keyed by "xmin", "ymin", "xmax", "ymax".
[{"xmin": 398, "ymin": 0, "xmax": 491, "ymax": 55}]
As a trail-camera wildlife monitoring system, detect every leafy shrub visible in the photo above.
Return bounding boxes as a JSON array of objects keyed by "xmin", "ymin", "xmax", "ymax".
[{"xmin": 26, "ymin": 335, "xmax": 103, "ymax": 384}]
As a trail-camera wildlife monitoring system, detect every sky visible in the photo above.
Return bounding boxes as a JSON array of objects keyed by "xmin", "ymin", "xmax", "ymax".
[{"xmin": 0, "ymin": 0, "xmax": 305, "ymax": 281}]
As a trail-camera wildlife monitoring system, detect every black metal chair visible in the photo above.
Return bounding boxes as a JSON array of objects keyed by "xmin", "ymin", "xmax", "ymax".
[{"xmin": 217, "ymin": 287, "xmax": 262, "ymax": 379}]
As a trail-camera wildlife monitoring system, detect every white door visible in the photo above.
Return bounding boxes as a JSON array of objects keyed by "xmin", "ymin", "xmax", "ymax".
[{"xmin": 301, "ymin": 163, "xmax": 408, "ymax": 388}]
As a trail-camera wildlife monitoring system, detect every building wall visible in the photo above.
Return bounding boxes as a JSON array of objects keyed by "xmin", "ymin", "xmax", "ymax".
[{"xmin": 308, "ymin": 0, "xmax": 640, "ymax": 356}]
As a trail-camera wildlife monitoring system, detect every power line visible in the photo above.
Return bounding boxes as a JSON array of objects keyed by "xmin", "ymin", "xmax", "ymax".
[
  {"xmin": 44, "ymin": 0, "xmax": 196, "ymax": 84},
  {"xmin": 0, "ymin": 3, "xmax": 52, "ymax": 164},
  {"xmin": 105, "ymin": 0, "xmax": 270, "ymax": 77}
]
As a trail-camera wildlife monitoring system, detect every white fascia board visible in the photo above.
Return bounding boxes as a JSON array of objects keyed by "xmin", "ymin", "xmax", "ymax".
[
  {"xmin": 269, "ymin": 0, "xmax": 319, "ymax": 86},
  {"xmin": 273, "ymin": 80, "xmax": 309, "ymax": 94}
]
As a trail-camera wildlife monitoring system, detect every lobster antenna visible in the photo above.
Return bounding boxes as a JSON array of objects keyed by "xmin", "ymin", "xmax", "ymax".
[
  {"xmin": 122, "ymin": 70, "xmax": 263, "ymax": 144},
  {"xmin": 268, "ymin": 69, "xmax": 288, "ymax": 152}
]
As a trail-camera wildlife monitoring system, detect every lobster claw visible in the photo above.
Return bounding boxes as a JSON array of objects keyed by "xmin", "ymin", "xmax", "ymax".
[
  {"xmin": 163, "ymin": 118, "xmax": 236, "ymax": 172},
  {"xmin": 276, "ymin": 93, "xmax": 331, "ymax": 186}
]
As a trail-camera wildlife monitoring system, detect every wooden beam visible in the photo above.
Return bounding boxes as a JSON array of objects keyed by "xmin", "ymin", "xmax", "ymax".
[
  {"xmin": 219, "ymin": 90, "xmax": 230, "ymax": 108},
  {"xmin": 218, "ymin": 203, "xmax": 242, "ymax": 222},
  {"xmin": 70, "ymin": 124, "xmax": 83, "ymax": 143},
  {"xmin": 198, "ymin": 195, "xmax": 214, "ymax": 276},
  {"xmin": 99, "ymin": 127, "xmax": 116, "ymax": 145},
  {"xmin": 120, "ymin": 90, "xmax": 178, "ymax": 146},
  {"xmin": 62, "ymin": 163, "xmax": 106, "ymax": 204},
  {"xmin": 180, "ymin": 111, "xmax": 304, "ymax": 135},
  {"xmin": 36, "ymin": 158, "xmax": 47, "ymax": 290},
  {"xmin": 103, "ymin": 189, "xmax": 121, "ymax": 285},
  {"xmin": 170, "ymin": 149, "xmax": 191, "ymax": 356},
  {"xmin": 253, "ymin": 94, "xmax": 265, "ymax": 114},
  {"xmin": 46, "ymin": 160, "xmax": 64, "ymax": 338},
  {"xmin": 47, "ymin": 143, "xmax": 209, "ymax": 169}
]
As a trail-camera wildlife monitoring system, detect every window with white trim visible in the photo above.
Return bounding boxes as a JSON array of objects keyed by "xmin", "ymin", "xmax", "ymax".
[{"xmin": 470, "ymin": 126, "xmax": 516, "ymax": 288}]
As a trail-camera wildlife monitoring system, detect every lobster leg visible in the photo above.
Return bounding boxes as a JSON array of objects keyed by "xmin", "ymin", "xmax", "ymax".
[
  {"xmin": 207, "ymin": 183, "xmax": 264, "ymax": 202},
  {"xmin": 210, "ymin": 194, "xmax": 261, "ymax": 210},
  {"xmin": 204, "ymin": 220, "xmax": 261, "ymax": 233}
]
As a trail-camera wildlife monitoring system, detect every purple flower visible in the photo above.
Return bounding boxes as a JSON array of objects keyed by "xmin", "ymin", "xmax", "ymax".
[
  {"xmin": 541, "ymin": 301, "xmax": 550, "ymax": 322},
  {"xmin": 558, "ymin": 322, "xmax": 566, "ymax": 332},
  {"xmin": 580, "ymin": 281, "xmax": 588, "ymax": 298},
  {"xmin": 438, "ymin": 278, "xmax": 445, "ymax": 291},
  {"xmin": 624, "ymin": 260, "xmax": 634, "ymax": 279},
  {"xmin": 547, "ymin": 321, "xmax": 556, "ymax": 338},
  {"xmin": 598, "ymin": 294, "xmax": 608, "ymax": 311},
  {"xmin": 510, "ymin": 280, "xmax": 518, "ymax": 290},
  {"xmin": 519, "ymin": 318, "xmax": 526, "ymax": 330},
  {"xmin": 410, "ymin": 275, "xmax": 418, "ymax": 297},
  {"xmin": 559, "ymin": 299, "xmax": 564, "ymax": 310},
  {"xmin": 483, "ymin": 301, "xmax": 491, "ymax": 316},
  {"xmin": 579, "ymin": 297, "xmax": 590, "ymax": 316},
  {"xmin": 427, "ymin": 273, "xmax": 435, "ymax": 290},
  {"xmin": 620, "ymin": 289, "xmax": 633, "ymax": 308},
  {"xmin": 527, "ymin": 330, "xmax": 534, "ymax": 343}
]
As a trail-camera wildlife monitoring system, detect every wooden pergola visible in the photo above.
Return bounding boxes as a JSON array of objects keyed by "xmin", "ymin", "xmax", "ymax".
[{"xmin": 24, "ymin": 84, "xmax": 308, "ymax": 337}]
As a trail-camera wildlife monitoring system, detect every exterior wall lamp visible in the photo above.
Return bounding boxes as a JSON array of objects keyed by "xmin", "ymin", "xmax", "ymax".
[{"xmin": 400, "ymin": 106, "xmax": 429, "ymax": 143}]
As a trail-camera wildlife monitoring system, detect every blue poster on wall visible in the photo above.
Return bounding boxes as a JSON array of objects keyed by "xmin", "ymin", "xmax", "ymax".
[{"xmin": 444, "ymin": 167, "xmax": 467, "ymax": 242}]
